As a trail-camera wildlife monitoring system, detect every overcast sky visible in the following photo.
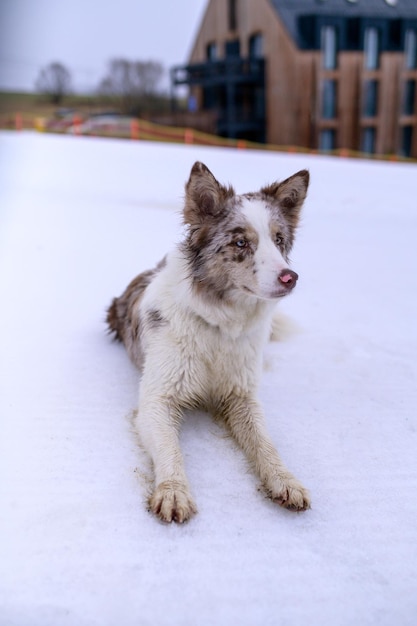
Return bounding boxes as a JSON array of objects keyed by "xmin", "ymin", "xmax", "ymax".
[{"xmin": 0, "ymin": 0, "xmax": 208, "ymax": 93}]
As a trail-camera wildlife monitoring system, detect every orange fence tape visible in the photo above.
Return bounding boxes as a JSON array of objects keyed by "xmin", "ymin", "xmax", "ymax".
[{"xmin": 0, "ymin": 113, "xmax": 415, "ymax": 164}]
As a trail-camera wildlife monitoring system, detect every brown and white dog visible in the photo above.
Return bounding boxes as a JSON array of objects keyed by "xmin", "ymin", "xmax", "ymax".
[{"xmin": 107, "ymin": 162, "xmax": 310, "ymax": 523}]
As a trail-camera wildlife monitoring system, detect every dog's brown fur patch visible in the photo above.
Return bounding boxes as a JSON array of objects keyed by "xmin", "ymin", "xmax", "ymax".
[{"xmin": 107, "ymin": 257, "xmax": 167, "ymax": 369}]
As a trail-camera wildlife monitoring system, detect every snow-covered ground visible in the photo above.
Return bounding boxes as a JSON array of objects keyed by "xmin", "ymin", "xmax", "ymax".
[{"xmin": 1, "ymin": 131, "xmax": 416, "ymax": 626}]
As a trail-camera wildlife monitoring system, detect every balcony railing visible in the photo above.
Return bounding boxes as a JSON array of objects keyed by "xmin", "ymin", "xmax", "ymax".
[{"xmin": 171, "ymin": 58, "xmax": 265, "ymax": 88}]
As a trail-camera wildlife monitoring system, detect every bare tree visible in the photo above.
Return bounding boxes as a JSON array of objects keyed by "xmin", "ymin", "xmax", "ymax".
[
  {"xmin": 98, "ymin": 58, "xmax": 165, "ymax": 114},
  {"xmin": 132, "ymin": 60, "xmax": 164, "ymax": 96},
  {"xmin": 35, "ymin": 62, "xmax": 72, "ymax": 104}
]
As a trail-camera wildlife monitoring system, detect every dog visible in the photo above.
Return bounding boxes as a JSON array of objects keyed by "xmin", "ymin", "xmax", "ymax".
[{"xmin": 107, "ymin": 161, "xmax": 311, "ymax": 523}]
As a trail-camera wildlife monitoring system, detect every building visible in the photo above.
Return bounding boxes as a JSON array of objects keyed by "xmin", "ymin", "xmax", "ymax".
[{"xmin": 170, "ymin": 0, "xmax": 417, "ymax": 157}]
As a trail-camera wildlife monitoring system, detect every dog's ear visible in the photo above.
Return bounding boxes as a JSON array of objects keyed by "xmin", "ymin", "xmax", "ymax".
[
  {"xmin": 261, "ymin": 169, "xmax": 309, "ymax": 227},
  {"xmin": 184, "ymin": 161, "xmax": 235, "ymax": 225}
]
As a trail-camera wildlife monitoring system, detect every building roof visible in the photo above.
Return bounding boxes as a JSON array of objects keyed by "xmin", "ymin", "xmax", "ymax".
[
  {"xmin": 270, "ymin": 0, "xmax": 417, "ymax": 19},
  {"xmin": 270, "ymin": 0, "xmax": 417, "ymax": 50}
]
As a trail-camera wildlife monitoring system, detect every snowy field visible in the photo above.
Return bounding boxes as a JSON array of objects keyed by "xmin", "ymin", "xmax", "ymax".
[{"xmin": 0, "ymin": 131, "xmax": 416, "ymax": 626}]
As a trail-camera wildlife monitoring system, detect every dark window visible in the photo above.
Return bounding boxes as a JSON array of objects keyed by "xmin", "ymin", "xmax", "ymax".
[
  {"xmin": 206, "ymin": 43, "xmax": 217, "ymax": 61},
  {"xmin": 346, "ymin": 18, "xmax": 361, "ymax": 50},
  {"xmin": 361, "ymin": 127, "xmax": 376, "ymax": 154},
  {"xmin": 388, "ymin": 19, "xmax": 402, "ymax": 51},
  {"xmin": 249, "ymin": 34, "xmax": 263, "ymax": 58},
  {"xmin": 322, "ymin": 80, "xmax": 337, "ymax": 119},
  {"xmin": 400, "ymin": 126, "xmax": 413, "ymax": 157},
  {"xmin": 225, "ymin": 39, "xmax": 240, "ymax": 58},
  {"xmin": 228, "ymin": 0, "xmax": 237, "ymax": 32},
  {"xmin": 203, "ymin": 87, "xmax": 218, "ymax": 110},
  {"xmin": 405, "ymin": 29, "xmax": 417, "ymax": 69},
  {"xmin": 363, "ymin": 80, "xmax": 379, "ymax": 117},
  {"xmin": 403, "ymin": 80, "xmax": 416, "ymax": 115},
  {"xmin": 298, "ymin": 15, "xmax": 317, "ymax": 49},
  {"xmin": 321, "ymin": 26, "xmax": 337, "ymax": 69},
  {"xmin": 319, "ymin": 129, "xmax": 336, "ymax": 151},
  {"xmin": 364, "ymin": 27, "xmax": 379, "ymax": 70}
]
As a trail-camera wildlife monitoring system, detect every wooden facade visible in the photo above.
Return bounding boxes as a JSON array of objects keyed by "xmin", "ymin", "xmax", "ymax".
[{"xmin": 171, "ymin": 0, "xmax": 417, "ymax": 157}]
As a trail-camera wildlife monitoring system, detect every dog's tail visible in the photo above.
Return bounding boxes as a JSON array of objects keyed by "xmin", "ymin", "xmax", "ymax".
[{"xmin": 106, "ymin": 297, "xmax": 126, "ymax": 342}]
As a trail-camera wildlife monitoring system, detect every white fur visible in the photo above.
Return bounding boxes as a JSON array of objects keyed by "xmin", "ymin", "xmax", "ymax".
[
  {"xmin": 240, "ymin": 199, "xmax": 289, "ymax": 299},
  {"xmin": 107, "ymin": 163, "xmax": 311, "ymax": 521},
  {"xmin": 132, "ymin": 206, "xmax": 310, "ymax": 522}
]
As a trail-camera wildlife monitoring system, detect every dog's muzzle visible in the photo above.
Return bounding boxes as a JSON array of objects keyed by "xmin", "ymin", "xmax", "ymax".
[{"xmin": 278, "ymin": 269, "xmax": 298, "ymax": 291}]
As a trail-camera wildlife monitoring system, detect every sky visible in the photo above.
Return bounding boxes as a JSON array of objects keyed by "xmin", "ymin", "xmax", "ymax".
[
  {"xmin": 1, "ymin": 130, "xmax": 416, "ymax": 625},
  {"xmin": 0, "ymin": 0, "xmax": 208, "ymax": 93}
]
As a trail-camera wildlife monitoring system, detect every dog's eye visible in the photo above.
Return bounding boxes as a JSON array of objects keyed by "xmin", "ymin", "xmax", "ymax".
[
  {"xmin": 235, "ymin": 239, "xmax": 247, "ymax": 248},
  {"xmin": 275, "ymin": 235, "xmax": 284, "ymax": 246}
]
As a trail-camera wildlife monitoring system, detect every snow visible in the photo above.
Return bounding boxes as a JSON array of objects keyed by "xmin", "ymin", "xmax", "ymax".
[{"xmin": 0, "ymin": 131, "xmax": 416, "ymax": 626}]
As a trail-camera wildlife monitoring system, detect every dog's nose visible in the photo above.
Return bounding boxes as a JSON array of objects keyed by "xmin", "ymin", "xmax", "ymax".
[{"xmin": 278, "ymin": 269, "xmax": 298, "ymax": 289}]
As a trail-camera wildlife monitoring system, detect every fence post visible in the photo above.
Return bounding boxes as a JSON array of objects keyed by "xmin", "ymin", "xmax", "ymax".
[
  {"xmin": 131, "ymin": 119, "xmax": 139, "ymax": 140},
  {"xmin": 15, "ymin": 113, "xmax": 23, "ymax": 131},
  {"xmin": 184, "ymin": 128, "xmax": 194, "ymax": 144},
  {"xmin": 73, "ymin": 115, "xmax": 82, "ymax": 136}
]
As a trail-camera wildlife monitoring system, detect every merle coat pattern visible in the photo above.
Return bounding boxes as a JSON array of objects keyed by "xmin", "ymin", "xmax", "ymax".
[{"xmin": 107, "ymin": 162, "xmax": 310, "ymax": 523}]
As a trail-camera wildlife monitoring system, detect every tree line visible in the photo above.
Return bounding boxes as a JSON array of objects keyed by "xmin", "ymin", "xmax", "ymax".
[{"xmin": 35, "ymin": 59, "xmax": 168, "ymax": 115}]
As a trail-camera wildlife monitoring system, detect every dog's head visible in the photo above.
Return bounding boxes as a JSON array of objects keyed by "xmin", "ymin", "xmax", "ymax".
[{"xmin": 182, "ymin": 161, "xmax": 309, "ymax": 302}]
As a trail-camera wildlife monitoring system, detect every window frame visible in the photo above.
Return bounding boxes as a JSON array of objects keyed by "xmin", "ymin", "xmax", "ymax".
[
  {"xmin": 361, "ymin": 127, "xmax": 377, "ymax": 154},
  {"xmin": 206, "ymin": 42, "xmax": 217, "ymax": 61},
  {"xmin": 364, "ymin": 27, "xmax": 380, "ymax": 70},
  {"xmin": 404, "ymin": 29, "xmax": 417, "ymax": 70},
  {"xmin": 249, "ymin": 33, "xmax": 263, "ymax": 59},
  {"xmin": 363, "ymin": 80, "xmax": 379, "ymax": 118},
  {"xmin": 319, "ymin": 129, "xmax": 336, "ymax": 151},
  {"xmin": 403, "ymin": 80, "xmax": 416, "ymax": 116},
  {"xmin": 322, "ymin": 79, "xmax": 337, "ymax": 119},
  {"xmin": 400, "ymin": 125, "xmax": 413, "ymax": 158},
  {"xmin": 321, "ymin": 25, "xmax": 338, "ymax": 70}
]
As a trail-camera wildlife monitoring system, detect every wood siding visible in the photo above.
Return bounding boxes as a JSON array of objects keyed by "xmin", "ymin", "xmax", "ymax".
[{"xmin": 186, "ymin": 0, "xmax": 417, "ymax": 157}]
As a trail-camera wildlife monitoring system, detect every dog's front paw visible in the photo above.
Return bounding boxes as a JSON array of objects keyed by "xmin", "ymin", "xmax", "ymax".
[
  {"xmin": 266, "ymin": 475, "xmax": 311, "ymax": 512},
  {"xmin": 149, "ymin": 481, "xmax": 197, "ymax": 523}
]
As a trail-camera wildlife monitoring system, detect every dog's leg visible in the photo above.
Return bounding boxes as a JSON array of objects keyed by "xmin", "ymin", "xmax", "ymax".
[
  {"xmin": 135, "ymin": 397, "xmax": 197, "ymax": 523},
  {"xmin": 219, "ymin": 395, "xmax": 310, "ymax": 511}
]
